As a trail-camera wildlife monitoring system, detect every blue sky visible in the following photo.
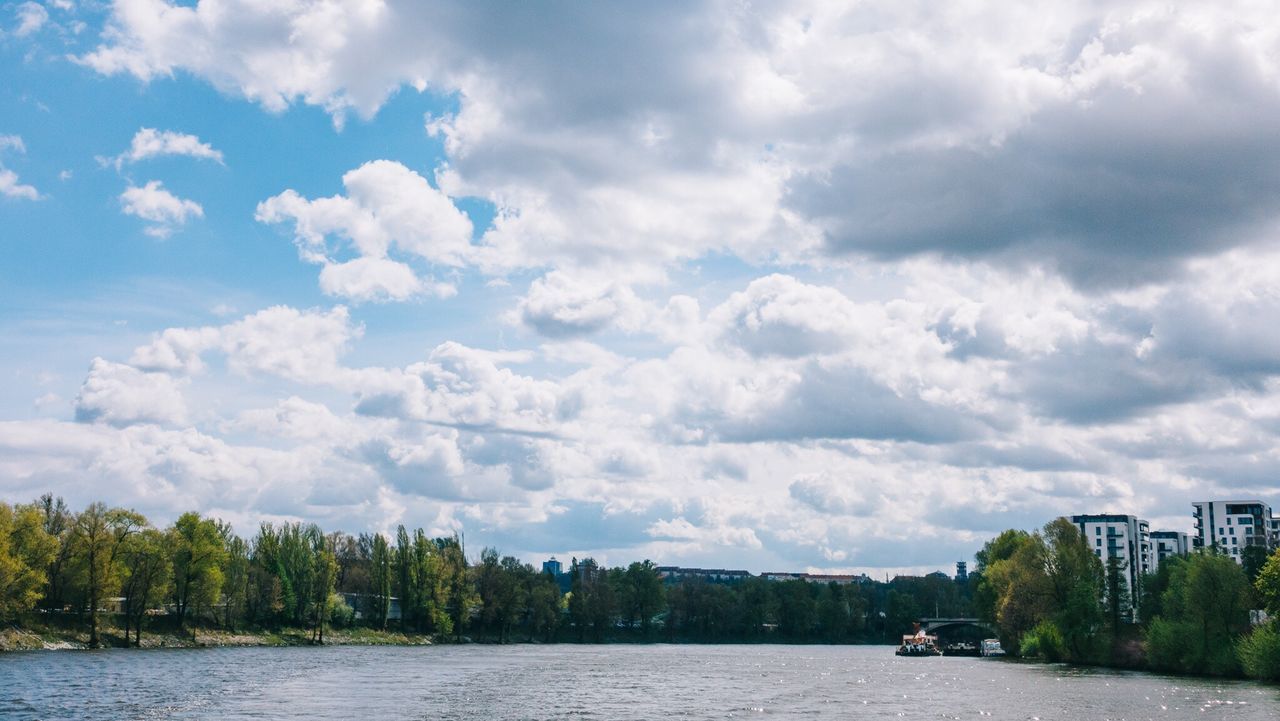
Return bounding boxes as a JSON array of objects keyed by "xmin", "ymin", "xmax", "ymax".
[{"xmin": 3, "ymin": 1, "xmax": 1280, "ymax": 575}]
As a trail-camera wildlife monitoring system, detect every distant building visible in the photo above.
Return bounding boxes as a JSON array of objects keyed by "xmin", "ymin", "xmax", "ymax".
[
  {"xmin": 1149, "ymin": 530, "xmax": 1189, "ymax": 570},
  {"xmin": 1192, "ymin": 500, "xmax": 1280, "ymax": 562},
  {"xmin": 656, "ymin": 567, "xmax": 751, "ymax": 584},
  {"xmin": 542, "ymin": 557, "xmax": 563, "ymax": 577},
  {"xmin": 1072, "ymin": 514, "xmax": 1151, "ymax": 621},
  {"xmin": 955, "ymin": 561, "xmax": 968, "ymax": 582},
  {"xmin": 760, "ymin": 572, "xmax": 871, "ymax": 585}
]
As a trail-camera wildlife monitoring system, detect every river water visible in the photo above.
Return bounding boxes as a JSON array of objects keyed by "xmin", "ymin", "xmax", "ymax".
[{"xmin": 1, "ymin": 644, "xmax": 1277, "ymax": 720}]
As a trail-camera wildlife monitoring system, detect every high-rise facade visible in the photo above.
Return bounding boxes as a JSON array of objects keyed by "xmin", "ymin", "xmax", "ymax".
[
  {"xmin": 1149, "ymin": 530, "xmax": 1189, "ymax": 570},
  {"xmin": 1072, "ymin": 514, "xmax": 1152, "ymax": 621},
  {"xmin": 1191, "ymin": 500, "xmax": 1280, "ymax": 562}
]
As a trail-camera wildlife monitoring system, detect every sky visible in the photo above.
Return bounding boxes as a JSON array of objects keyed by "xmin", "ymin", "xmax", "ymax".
[{"xmin": 2, "ymin": 0, "xmax": 1279, "ymax": 576}]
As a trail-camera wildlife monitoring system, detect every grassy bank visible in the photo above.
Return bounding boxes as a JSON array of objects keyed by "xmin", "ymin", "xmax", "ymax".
[{"xmin": 0, "ymin": 621, "xmax": 433, "ymax": 652}]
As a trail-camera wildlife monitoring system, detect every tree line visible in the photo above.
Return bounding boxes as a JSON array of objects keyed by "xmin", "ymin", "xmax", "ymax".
[
  {"xmin": 1, "ymin": 495, "xmax": 980, "ymax": 648},
  {"xmin": 972, "ymin": 517, "xmax": 1280, "ymax": 681}
]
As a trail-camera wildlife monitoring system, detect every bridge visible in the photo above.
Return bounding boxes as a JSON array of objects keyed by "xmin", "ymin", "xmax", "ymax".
[{"xmin": 918, "ymin": 617, "xmax": 997, "ymax": 636}]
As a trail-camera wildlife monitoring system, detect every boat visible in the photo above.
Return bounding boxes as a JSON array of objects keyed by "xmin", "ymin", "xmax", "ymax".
[
  {"xmin": 980, "ymin": 638, "xmax": 1005, "ymax": 657},
  {"xmin": 942, "ymin": 641, "xmax": 980, "ymax": 657},
  {"xmin": 895, "ymin": 625, "xmax": 942, "ymax": 657}
]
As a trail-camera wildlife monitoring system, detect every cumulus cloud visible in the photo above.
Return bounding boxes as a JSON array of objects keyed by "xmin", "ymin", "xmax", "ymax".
[
  {"xmin": 79, "ymin": 1, "xmax": 1280, "ymax": 284},
  {"xmin": 0, "ymin": 134, "xmax": 39, "ymax": 200},
  {"xmin": 74, "ymin": 358, "xmax": 188, "ymax": 427},
  {"xmin": 518, "ymin": 271, "xmax": 646, "ymax": 338},
  {"xmin": 130, "ymin": 305, "xmax": 359, "ymax": 382},
  {"xmin": 256, "ymin": 160, "xmax": 472, "ymax": 301},
  {"xmin": 112, "ymin": 127, "xmax": 224, "ymax": 168},
  {"xmin": 119, "ymin": 180, "xmax": 203, "ymax": 237}
]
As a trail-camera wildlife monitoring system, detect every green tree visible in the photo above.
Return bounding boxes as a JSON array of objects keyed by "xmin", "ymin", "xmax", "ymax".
[
  {"xmin": 67, "ymin": 503, "xmax": 145, "ymax": 647},
  {"xmin": 1104, "ymin": 555, "xmax": 1131, "ymax": 635},
  {"xmin": 219, "ymin": 529, "xmax": 250, "ymax": 630},
  {"xmin": 309, "ymin": 527, "xmax": 337, "ymax": 644},
  {"xmin": 119, "ymin": 528, "xmax": 170, "ymax": 646},
  {"xmin": 1254, "ymin": 548, "xmax": 1280, "ymax": 616},
  {"xmin": 0, "ymin": 501, "xmax": 58, "ymax": 620},
  {"xmin": 1042, "ymin": 518, "xmax": 1106, "ymax": 663},
  {"xmin": 169, "ymin": 512, "xmax": 227, "ymax": 628},
  {"xmin": 1238, "ymin": 621, "xmax": 1280, "ymax": 681},
  {"xmin": 1146, "ymin": 551, "xmax": 1251, "ymax": 676},
  {"xmin": 622, "ymin": 560, "xmax": 664, "ymax": 638},
  {"xmin": 369, "ymin": 533, "xmax": 393, "ymax": 629},
  {"xmin": 438, "ymin": 535, "xmax": 475, "ymax": 641},
  {"xmin": 1241, "ymin": 545, "xmax": 1270, "ymax": 585},
  {"xmin": 526, "ymin": 572, "xmax": 562, "ymax": 642},
  {"xmin": 35, "ymin": 494, "xmax": 74, "ymax": 612}
]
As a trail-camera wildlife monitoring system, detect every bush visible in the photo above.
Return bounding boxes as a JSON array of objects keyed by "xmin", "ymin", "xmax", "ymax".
[
  {"xmin": 1020, "ymin": 620, "xmax": 1065, "ymax": 661},
  {"xmin": 1239, "ymin": 622, "xmax": 1280, "ymax": 681},
  {"xmin": 327, "ymin": 594, "xmax": 355, "ymax": 629},
  {"xmin": 1146, "ymin": 618, "xmax": 1193, "ymax": 673}
]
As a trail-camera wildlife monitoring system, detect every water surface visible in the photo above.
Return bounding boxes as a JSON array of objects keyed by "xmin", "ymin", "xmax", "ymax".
[{"xmin": 2, "ymin": 644, "xmax": 1277, "ymax": 720}]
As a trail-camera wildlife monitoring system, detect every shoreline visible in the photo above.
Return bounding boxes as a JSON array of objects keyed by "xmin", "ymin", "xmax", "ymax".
[{"xmin": 0, "ymin": 624, "xmax": 434, "ymax": 653}]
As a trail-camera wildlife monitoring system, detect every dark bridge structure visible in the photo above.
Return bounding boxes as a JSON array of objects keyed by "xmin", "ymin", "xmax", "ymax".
[{"xmin": 918, "ymin": 617, "xmax": 997, "ymax": 640}]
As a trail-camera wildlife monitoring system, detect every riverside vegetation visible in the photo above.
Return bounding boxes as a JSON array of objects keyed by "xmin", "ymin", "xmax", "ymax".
[{"xmin": 2, "ymin": 495, "xmax": 1279, "ymax": 682}]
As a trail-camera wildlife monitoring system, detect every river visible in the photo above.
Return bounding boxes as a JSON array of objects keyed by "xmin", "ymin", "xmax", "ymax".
[{"xmin": 1, "ymin": 644, "xmax": 1276, "ymax": 720}]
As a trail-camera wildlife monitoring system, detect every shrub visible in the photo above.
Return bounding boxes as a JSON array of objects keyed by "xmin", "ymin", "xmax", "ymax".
[
  {"xmin": 1239, "ymin": 622, "xmax": 1280, "ymax": 681},
  {"xmin": 1020, "ymin": 620, "xmax": 1065, "ymax": 661}
]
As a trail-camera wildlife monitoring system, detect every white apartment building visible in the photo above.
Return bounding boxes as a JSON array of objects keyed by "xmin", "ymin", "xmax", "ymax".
[
  {"xmin": 1191, "ymin": 500, "xmax": 1280, "ymax": 562},
  {"xmin": 1149, "ymin": 530, "xmax": 1189, "ymax": 570},
  {"xmin": 1072, "ymin": 514, "xmax": 1152, "ymax": 621}
]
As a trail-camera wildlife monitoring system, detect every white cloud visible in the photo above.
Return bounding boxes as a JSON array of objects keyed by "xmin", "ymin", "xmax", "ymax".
[
  {"xmin": 257, "ymin": 160, "xmax": 472, "ymax": 301},
  {"xmin": 74, "ymin": 358, "xmax": 189, "ymax": 427},
  {"xmin": 113, "ymin": 127, "xmax": 224, "ymax": 168},
  {"xmin": 130, "ymin": 305, "xmax": 359, "ymax": 382},
  {"xmin": 119, "ymin": 180, "xmax": 203, "ymax": 237},
  {"xmin": 12, "ymin": 2, "xmax": 48, "ymax": 37},
  {"xmin": 0, "ymin": 134, "xmax": 39, "ymax": 201},
  {"xmin": 517, "ymin": 271, "xmax": 647, "ymax": 338}
]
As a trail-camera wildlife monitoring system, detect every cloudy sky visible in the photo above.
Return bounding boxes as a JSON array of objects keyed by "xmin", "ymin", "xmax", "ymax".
[{"xmin": 2, "ymin": 0, "xmax": 1279, "ymax": 575}]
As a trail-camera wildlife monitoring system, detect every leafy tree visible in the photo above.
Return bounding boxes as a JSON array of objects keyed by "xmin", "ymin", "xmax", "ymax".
[
  {"xmin": 308, "ymin": 527, "xmax": 337, "ymax": 644},
  {"xmin": 1104, "ymin": 555, "xmax": 1131, "ymax": 634},
  {"xmin": 169, "ymin": 512, "xmax": 227, "ymax": 628},
  {"xmin": 526, "ymin": 572, "xmax": 562, "ymax": 642},
  {"xmin": 0, "ymin": 501, "xmax": 58, "ymax": 620},
  {"xmin": 1042, "ymin": 517, "xmax": 1106, "ymax": 662},
  {"xmin": 1241, "ymin": 545, "xmax": 1270, "ymax": 585},
  {"xmin": 622, "ymin": 560, "xmax": 664, "ymax": 638},
  {"xmin": 368, "ymin": 533, "xmax": 393, "ymax": 629},
  {"xmin": 437, "ymin": 535, "xmax": 475, "ymax": 641},
  {"xmin": 219, "ymin": 529, "xmax": 250, "ymax": 630},
  {"xmin": 1238, "ymin": 621, "xmax": 1280, "ymax": 681},
  {"xmin": 67, "ymin": 503, "xmax": 145, "ymax": 647},
  {"xmin": 119, "ymin": 528, "xmax": 170, "ymax": 646},
  {"xmin": 35, "ymin": 494, "xmax": 74, "ymax": 611},
  {"xmin": 1254, "ymin": 548, "xmax": 1280, "ymax": 616},
  {"xmin": 1146, "ymin": 551, "xmax": 1251, "ymax": 675}
]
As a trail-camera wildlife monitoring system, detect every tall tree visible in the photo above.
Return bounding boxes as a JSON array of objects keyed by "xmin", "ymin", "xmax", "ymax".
[
  {"xmin": 0, "ymin": 501, "xmax": 58, "ymax": 621},
  {"xmin": 369, "ymin": 533, "xmax": 393, "ymax": 629},
  {"xmin": 1256, "ymin": 549, "xmax": 1280, "ymax": 617},
  {"xmin": 308, "ymin": 526, "xmax": 337, "ymax": 644},
  {"xmin": 1104, "ymin": 555, "xmax": 1131, "ymax": 635},
  {"xmin": 119, "ymin": 528, "xmax": 170, "ymax": 646},
  {"xmin": 67, "ymin": 503, "xmax": 145, "ymax": 647},
  {"xmin": 169, "ymin": 512, "xmax": 227, "ymax": 628},
  {"xmin": 35, "ymin": 494, "xmax": 73, "ymax": 611}
]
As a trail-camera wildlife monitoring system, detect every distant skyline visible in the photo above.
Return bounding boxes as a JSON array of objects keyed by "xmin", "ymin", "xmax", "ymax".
[{"xmin": 3, "ymin": 1, "xmax": 1279, "ymax": 576}]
